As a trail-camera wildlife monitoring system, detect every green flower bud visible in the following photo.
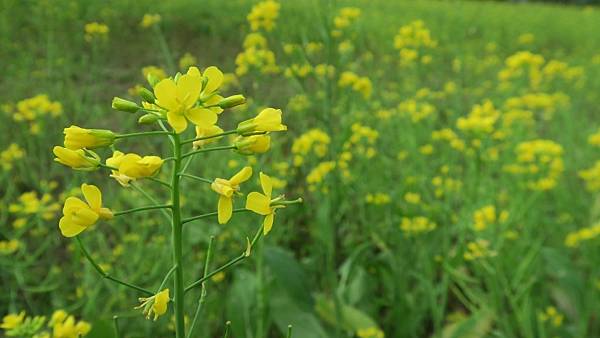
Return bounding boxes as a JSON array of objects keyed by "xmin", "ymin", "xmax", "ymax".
[
  {"xmin": 218, "ymin": 94, "xmax": 246, "ymax": 109},
  {"xmin": 138, "ymin": 87, "xmax": 156, "ymax": 103},
  {"xmin": 138, "ymin": 113, "xmax": 160, "ymax": 124},
  {"xmin": 112, "ymin": 97, "xmax": 140, "ymax": 113}
]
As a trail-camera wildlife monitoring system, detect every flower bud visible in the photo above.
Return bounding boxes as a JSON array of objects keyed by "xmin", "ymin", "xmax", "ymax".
[
  {"xmin": 234, "ymin": 135, "xmax": 271, "ymax": 155},
  {"xmin": 217, "ymin": 94, "xmax": 246, "ymax": 109},
  {"xmin": 138, "ymin": 113, "xmax": 160, "ymax": 124},
  {"xmin": 64, "ymin": 125, "xmax": 115, "ymax": 150},
  {"xmin": 112, "ymin": 97, "xmax": 140, "ymax": 113},
  {"xmin": 237, "ymin": 108, "xmax": 287, "ymax": 134},
  {"xmin": 138, "ymin": 87, "xmax": 156, "ymax": 103},
  {"xmin": 53, "ymin": 146, "xmax": 100, "ymax": 171}
]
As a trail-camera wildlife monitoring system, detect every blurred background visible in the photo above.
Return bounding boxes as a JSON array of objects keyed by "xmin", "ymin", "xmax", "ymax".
[{"xmin": 1, "ymin": 0, "xmax": 599, "ymax": 337}]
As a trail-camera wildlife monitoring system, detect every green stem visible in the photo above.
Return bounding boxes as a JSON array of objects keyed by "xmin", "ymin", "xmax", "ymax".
[
  {"xmin": 256, "ymin": 239, "xmax": 266, "ymax": 338},
  {"xmin": 113, "ymin": 316, "xmax": 121, "ymax": 338},
  {"xmin": 178, "ymin": 173, "xmax": 213, "ymax": 184},
  {"xmin": 181, "ymin": 130, "xmax": 238, "ymax": 145},
  {"xmin": 76, "ymin": 237, "xmax": 153, "ymax": 296},
  {"xmin": 147, "ymin": 176, "xmax": 172, "ymax": 188},
  {"xmin": 182, "ymin": 145, "xmax": 236, "ymax": 159},
  {"xmin": 287, "ymin": 325, "xmax": 293, "ymax": 338},
  {"xmin": 182, "ymin": 208, "xmax": 249, "ymax": 225},
  {"xmin": 185, "ymin": 224, "xmax": 263, "ymax": 293},
  {"xmin": 113, "ymin": 204, "xmax": 172, "ymax": 216},
  {"xmin": 187, "ymin": 236, "xmax": 215, "ymax": 338},
  {"xmin": 171, "ymin": 133, "xmax": 186, "ymax": 338},
  {"xmin": 223, "ymin": 321, "xmax": 231, "ymax": 338},
  {"xmin": 154, "ymin": 25, "xmax": 176, "ymax": 73},
  {"xmin": 158, "ymin": 265, "xmax": 178, "ymax": 291},
  {"xmin": 115, "ymin": 131, "xmax": 172, "ymax": 139},
  {"xmin": 130, "ymin": 182, "xmax": 172, "ymax": 222}
]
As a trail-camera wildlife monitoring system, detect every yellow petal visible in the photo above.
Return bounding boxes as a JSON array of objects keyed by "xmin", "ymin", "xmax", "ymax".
[
  {"xmin": 203, "ymin": 66, "xmax": 223, "ymax": 94},
  {"xmin": 263, "ymin": 212, "xmax": 274, "ymax": 235},
  {"xmin": 245, "ymin": 192, "xmax": 271, "ymax": 215},
  {"xmin": 154, "ymin": 78, "xmax": 177, "ymax": 110},
  {"xmin": 218, "ymin": 195, "xmax": 233, "ymax": 224},
  {"xmin": 59, "ymin": 216, "xmax": 87, "ymax": 237},
  {"xmin": 70, "ymin": 207, "xmax": 99, "ymax": 227},
  {"xmin": 167, "ymin": 111, "xmax": 188, "ymax": 133},
  {"xmin": 186, "ymin": 66, "xmax": 201, "ymax": 77},
  {"xmin": 63, "ymin": 197, "xmax": 88, "ymax": 214},
  {"xmin": 176, "ymin": 73, "xmax": 201, "ymax": 107},
  {"xmin": 81, "ymin": 183, "xmax": 102, "ymax": 210},
  {"xmin": 229, "ymin": 166, "xmax": 253, "ymax": 186},
  {"xmin": 185, "ymin": 107, "xmax": 217, "ymax": 127},
  {"xmin": 259, "ymin": 172, "xmax": 272, "ymax": 197}
]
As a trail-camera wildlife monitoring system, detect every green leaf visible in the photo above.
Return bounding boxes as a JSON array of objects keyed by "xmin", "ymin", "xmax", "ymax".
[
  {"xmin": 264, "ymin": 246, "xmax": 313, "ymax": 310},
  {"xmin": 270, "ymin": 288, "xmax": 328, "ymax": 338},
  {"xmin": 314, "ymin": 293, "xmax": 381, "ymax": 333},
  {"xmin": 226, "ymin": 269, "xmax": 257, "ymax": 338},
  {"xmin": 441, "ymin": 310, "xmax": 494, "ymax": 338}
]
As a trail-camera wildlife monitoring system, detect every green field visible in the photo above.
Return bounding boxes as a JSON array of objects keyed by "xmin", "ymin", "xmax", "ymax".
[{"xmin": 1, "ymin": 0, "xmax": 600, "ymax": 337}]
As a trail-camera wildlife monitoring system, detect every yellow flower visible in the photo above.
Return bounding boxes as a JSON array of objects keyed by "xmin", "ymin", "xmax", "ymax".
[
  {"xmin": 63, "ymin": 125, "xmax": 115, "ymax": 150},
  {"xmin": 153, "ymin": 67, "xmax": 217, "ymax": 133},
  {"xmin": 136, "ymin": 289, "xmax": 170, "ymax": 321},
  {"xmin": 52, "ymin": 314, "xmax": 91, "ymax": 337},
  {"xmin": 211, "ymin": 167, "xmax": 253, "ymax": 224},
  {"xmin": 0, "ymin": 311, "xmax": 25, "ymax": 330},
  {"xmin": 59, "ymin": 184, "xmax": 113, "ymax": 237},
  {"xmin": 53, "ymin": 146, "xmax": 100, "ymax": 170},
  {"xmin": 106, "ymin": 151, "xmax": 164, "ymax": 186},
  {"xmin": 246, "ymin": 172, "xmax": 283, "ymax": 235},
  {"xmin": 193, "ymin": 124, "xmax": 224, "ymax": 149},
  {"xmin": 140, "ymin": 13, "xmax": 161, "ymax": 28},
  {"xmin": 234, "ymin": 135, "xmax": 271, "ymax": 155},
  {"xmin": 237, "ymin": 108, "xmax": 287, "ymax": 134}
]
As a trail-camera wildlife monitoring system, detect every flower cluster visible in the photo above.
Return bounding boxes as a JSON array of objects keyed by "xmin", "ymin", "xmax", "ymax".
[
  {"xmin": 579, "ymin": 160, "xmax": 600, "ymax": 191},
  {"xmin": 538, "ymin": 306, "xmax": 564, "ymax": 327},
  {"xmin": 463, "ymin": 239, "xmax": 496, "ymax": 261},
  {"xmin": 291, "ymin": 129, "xmax": 330, "ymax": 166},
  {"xmin": 472, "ymin": 205, "xmax": 509, "ymax": 231},
  {"xmin": 332, "ymin": 7, "xmax": 361, "ymax": 37},
  {"xmin": 337, "ymin": 71, "xmax": 373, "ymax": 99},
  {"xmin": 365, "ymin": 193, "xmax": 391, "ymax": 205},
  {"xmin": 400, "ymin": 216, "xmax": 437, "ymax": 236},
  {"xmin": 140, "ymin": 13, "xmax": 161, "ymax": 28},
  {"xmin": 0, "ymin": 309, "xmax": 90, "ymax": 338},
  {"xmin": 6, "ymin": 94, "xmax": 62, "ymax": 134},
  {"xmin": 247, "ymin": 0, "xmax": 280, "ymax": 32},
  {"xmin": 504, "ymin": 139, "xmax": 564, "ymax": 190},
  {"xmin": 84, "ymin": 22, "xmax": 109, "ymax": 42},
  {"xmin": 393, "ymin": 20, "xmax": 437, "ymax": 66},
  {"xmin": 357, "ymin": 327, "xmax": 385, "ymax": 338},
  {"xmin": 1, "ymin": 143, "xmax": 24, "ymax": 170},
  {"xmin": 564, "ymin": 221, "xmax": 600, "ymax": 247}
]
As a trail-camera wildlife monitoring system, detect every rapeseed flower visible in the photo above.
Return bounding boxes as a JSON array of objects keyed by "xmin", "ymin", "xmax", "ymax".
[
  {"xmin": 237, "ymin": 108, "xmax": 287, "ymax": 134},
  {"xmin": 106, "ymin": 151, "xmax": 164, "ymax": 186},
  {"xmin": 63, "ymin": 125, "xmax": 115, "ymax": 150},
  {"xmin": 211, "ymin": 167, "xmax": 253, "ymax": 224},
  {"xmin": 136, "ymin": 289, "xmax": 170, "ymax": 321},
  {"xmin": 53, "ymin": 146, "xmax": 100, "ymax": 170},
  {"xmin": 59, "ymin": 184, "xmax": 113, "ymax": 237},
  {"xmin": 246, "ymin": 172, "xmax": 283, "ymax": 235},
  {"xmin": 234, "ymin": 135, "xmax": 271, "ymax": 155}
]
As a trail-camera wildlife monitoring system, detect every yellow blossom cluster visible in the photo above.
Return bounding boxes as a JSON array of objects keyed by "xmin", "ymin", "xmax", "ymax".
[
  {"xmin": 306, "ymin": 161, "xmax": 336, "ymax": 192},
  {"xmin": 140, "ymin": 13, "xmax": 161, "ymax": 28},
  {"xmin": 287, "ymin": 94, "xmax": 311, "ymax": 113},
  {"xmin": 9, "ymin": 191, "xmax": 60, "ymax": 222},
  {"xmin": 464, "ymin": 239, "xmax": 496, "ymax": 261},
  {"xmin": 338, "ymin": 71, "xmax": 373, "ymax": 99},
  {"xmin": 456, "ymin": 100, "xmax": 500, "ymax": 134},
  {"xmin": 404, "ymin": 192, "xmax": 421, "ymax": 204},
  {"xmin": 332, "ymin": 7, "xmax": 361, "ymax": 37},
  {"xmin": 400, "ymin": 216, "xmax": 437, "ymax": 236},
  {"xmin": 579, "ymin": 161, "xmax": 600, "ymax": 191},
  {"xmin": 284, "ymin": 63, "xmax": 313, "ymax": 78},
  {"xmin": 504, "ymin": 139, "xmax": 564, "ymax": 190},
  {"xmin": 431, "ymin": 174, "xmax": 462, "ymax": 198},
  {"xmin": 236, "ymin": 32, "xmax": 279, "ymax": 76},
  {"xmin": 393, "ymin": 20, "xmax": 437, "ymax": 66},
  {"xmin": 1, "ymin": 143, "xmax": 25, "ymax": 170},
  {"xmin": 432, "ymin": 128, "xmax": 465, "ymax": 151},
  {"xmin": 142, "ymin": 65, "xmax": 167, "ymax": 81},
  {"xmin": 247, "ymin": 0, "xmax": 280, "ymax": 32},
  {"xmin": 564, "ymin": 222, "xmax": 600, "ymax": 247},
  {"xmin": 292, "ymin": 129, "xmax": 330, "ymax": 166},
  {"xmin": 498, "ymin": 51, "xmax": 583, "ymax": 90},
  {"xmin": 0, "ymin": 239, "xmax": 20, "ymax": 255},
  {"xmin": 366, "ymin": 193, "xmax": 391, "ymax": 205},
  {"xmin": 472, "ymin": 205, "xmax": 509, "ymax": 231},
  {"xmin": 1, "ymin": 309, "xmax": 91, "ymax": 338},
  {"xmin": 398, "ymin": 99, "xmax": 436, "ymax": 123},
  {"xmin": 7, "ymin": 94, "xmax": 62, "ymax": 134},
  {"xmin": 504, "ymin": 92, "xmax": 569, "ymax": 121},
  {"xmin": 538, "ymin": 306, "xmax": 564, "ymax": 327},
  {"xmin": 588, "ymin": 128, "xmax": 600, "ymax": 146},
  {"xmin": 84, "ymin": 22, "xmax": 109, "ymax": 42}
]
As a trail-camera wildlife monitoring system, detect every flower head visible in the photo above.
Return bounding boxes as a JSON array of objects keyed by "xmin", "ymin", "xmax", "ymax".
[
  {"xmin": 237, "ymin": 108, "xmax": 287, "ymax": 134},
  {"xmin": 59, "ymin": 184, "xmax": 113, "ymax": 237},
  {"xmin": 154, "ymin": 67, "xmax": 217, "ymax": 133},
  {"xmin": 106, "ymin": 151, "xmax": 164, "ymax": 186},
  {"xmin": 234, "ymin": 135, "xmax": 271, "ymax": 155},
  {"xmin": 246, "ymin": 172, "xmax": 285, "ymax": 235},
  {"xmin": 53, "ymin": 146, "xmax": 100, "ymax": 170},
  {"xmin": 211, "ymin": 167, "xmax": 253, "ymax": 224},
  {"xmin": 0, "ymin": 311, "xmax": 26, "ymax": 330},
  {"xmin": 193, "ymin": 124, "xmax": 224, "ymax": 149},
  {"xmin": 63, "ymin": 125, "xmax": 115, "ymax": 150},
  {"xmin": 136, "ymin": 289, "xmax": 170, "ymax": 321}
]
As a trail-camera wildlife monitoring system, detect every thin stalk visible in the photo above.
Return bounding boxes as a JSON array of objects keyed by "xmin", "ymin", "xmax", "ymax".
[
  {"xmin": 158, "ymin": 265, "xmax": 178, "ymax": 291},
  {"xmin": 182, "ymin": 145, "xmax": 236, "ymax": 159},
  {"xmin": 185, "ymin": 224, "xmax": 263, "ymax": 293},
  {"xmin": 113, "ymin": 316, "xmax": 121, "ymax": 338},
  {"xmin": 256, "ymin": 239, "xmax": 266, "ymax": 338},
  {"xmin": 115, "ymin": 131, "xmax": 172, "ymax": 139},
  {"xmin": 130, "ymin": 182, "xmax": 172, "ymax": 222},
  {"xmin": 287, "ymin": 325, "xmax": 293, "ymax": 338},
  {"xmin": 76, "ymin": 237, "xmax": 153, "ymax": 296},
  {"xmin": 223, "ymin": 321, "xmax": 231, "ymax": 338},
  {"xmin": 187, "ymin": 236, "xmax": 215, "ymax": 338},
  {"xmin": 147, "ymin": 176, "xmax": 172, "ymax": 188},
  {"xmin": 182, "ymin": 208, "xmax": 249, "ymax": 225},
  {"xmin": 181, "ymin": 130, "xmax": 238, "ymax": 145},
  {"xmin": 113, "ymin": 204, "xmax": 172, "ymax": 217},
  {"xmin": 178, "ymin": 173, "xmax": 213, "ymax": 184},
  {"xmin": 170, "ymin": 133, "xmax": 186, "ymax": 338}
]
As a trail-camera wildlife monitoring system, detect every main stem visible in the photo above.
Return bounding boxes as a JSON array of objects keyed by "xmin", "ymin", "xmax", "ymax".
[{"xmin": 171, "ymin": 134, "xmax": 186, "ymax": 337}]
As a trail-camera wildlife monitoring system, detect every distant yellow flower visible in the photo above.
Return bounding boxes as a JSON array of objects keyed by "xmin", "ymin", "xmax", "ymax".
[
  {"xmin": 211, "ymin": 167, "xmax": 253, "ymax": 224},
  {"xmin": 0, "ymin": 239, "xmax": 20, "ymax": 255},
  {"xmin": 53, "ymin": 146, "xmax": 100, "ymax": 170},
  {"xmin": 52, "ymin": 314, "xmax": 92, "ymax": 337},
  {"xmin": 63, "ymin": 125, "xmax": 115, "ymax": 150},
  {"xmin": 59, "ymin": 184, "xmax": 113, "ymax": 237},
  {"xmin": 237, "ymin": 108, "xmax": 287, "ymax": 133},
  {"xmin": 153, "ymin": 67, "xmax": 217, "ymax": 133},
  {"xmin": 0, "ymin": 311, "xmax": 25, "ymax": 330},
  {"xmin": 140, "ymin": 13, "xmax": 161, "ymax": 28},
  {"xmin": 234, "ymin": 135, "xmax": 271, "ymax": 155},
  {"xmin": 84, "ymin": 22, "xmax": 109, "ymax": 42},
  {"xmin": 246, "ymin": 172, "xmax": 283, "ymax": 235},
  {"xmin": 136, "ymin": 289, "xmax": 170, "ymax": 321},
  {"xmin": 106, "ymin": 151, "xmax": 164, "ymax": 186}
]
